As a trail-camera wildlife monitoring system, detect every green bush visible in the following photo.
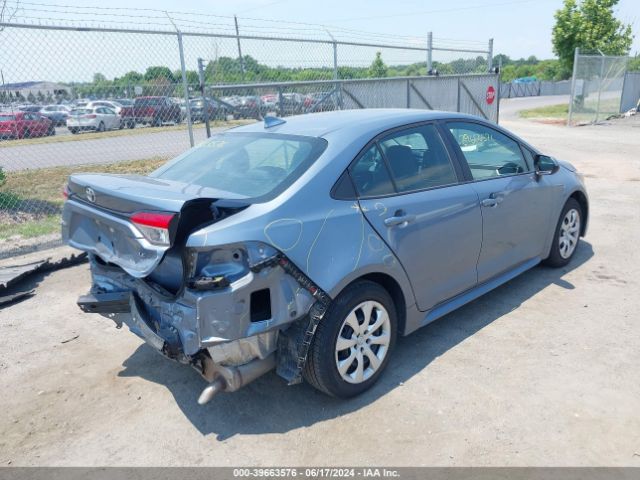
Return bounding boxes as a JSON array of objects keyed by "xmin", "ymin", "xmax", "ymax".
[{"xmin": 0, "ymin": 166, "xmax": 5, "ymax": 187}]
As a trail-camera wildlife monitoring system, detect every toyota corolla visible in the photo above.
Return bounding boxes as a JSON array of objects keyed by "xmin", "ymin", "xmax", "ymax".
[{"xmin": 62, "ymin": 109, "xmax": 588, "ymax": 403}]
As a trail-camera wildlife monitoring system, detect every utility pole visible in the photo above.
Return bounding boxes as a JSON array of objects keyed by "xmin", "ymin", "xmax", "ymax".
[
  {"xmin": 198, "ymin": 57, "xmax": 211, "ymax": 138},
  {"xmin": 234, "ymin": 15, "xmax": 245, "ymax": 81},
  {"xmin": 427, "ymin": 32, "xmax": 433, "ymax": 74},
  {"xmin": 487, "ymin": 38, "xmax": 494, "ymax": 72}
]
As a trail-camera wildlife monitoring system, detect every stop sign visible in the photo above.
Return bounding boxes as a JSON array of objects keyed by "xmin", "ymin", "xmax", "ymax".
[{"xmin": 486, "ymin": 85, "xmax": 496, "ymax": 105}]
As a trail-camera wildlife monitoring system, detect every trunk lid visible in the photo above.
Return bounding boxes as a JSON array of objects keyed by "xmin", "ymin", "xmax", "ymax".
[{"xmin": 62, "ymin": 173, "xmax": 247, "ymax": 278}]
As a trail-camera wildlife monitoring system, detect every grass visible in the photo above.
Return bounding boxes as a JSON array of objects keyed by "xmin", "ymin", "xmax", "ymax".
[
  {"xmin": 0, "ymin": 214, "xmax": 61, "ymax": 240},
  {"xmin": 0, "ymin": 118, "xmax": 251, "ymax": 148},
  {"xmin": 0, "ymin": 156, "xmax": 168, "ymax": 241},
  {"xmin": 519, "ymin": 98, "xmax": 622, "ymax": 124},
  {"xmin": 519, "ymin": 104, "xmax": 569, "ymax": 119}
]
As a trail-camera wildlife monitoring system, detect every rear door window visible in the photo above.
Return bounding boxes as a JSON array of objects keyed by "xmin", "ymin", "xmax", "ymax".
[{"xmin": 378, "ymin": 124, "xmax": 458, "ymax": 192}]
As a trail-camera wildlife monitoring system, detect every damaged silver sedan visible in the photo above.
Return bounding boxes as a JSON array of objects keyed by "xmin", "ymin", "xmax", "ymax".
[{"xmin": 62, "ymin": 109, "xmax": 588, "ymax": 402}]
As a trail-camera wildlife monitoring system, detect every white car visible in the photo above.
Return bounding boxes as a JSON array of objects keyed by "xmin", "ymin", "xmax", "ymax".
[
  {"xmin": 67, "ymin": 106, "xmax": 121, "ymax": 133},
  {"xmin": 86, "ymin": 100, "xmax": 124, "ymax": 115}
]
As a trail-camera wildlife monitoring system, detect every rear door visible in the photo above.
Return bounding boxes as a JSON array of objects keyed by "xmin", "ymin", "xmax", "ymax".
[
  {"xmin": 104, "ymin": 107, "xmax": 118, "ymax": 129},
  {"xmin": 354, "ymin": 123, "xmax": 482, "ymax": 311},
  {"xmin": 444, "ymin": 121, "xmax": 554, "ymax": 283}
]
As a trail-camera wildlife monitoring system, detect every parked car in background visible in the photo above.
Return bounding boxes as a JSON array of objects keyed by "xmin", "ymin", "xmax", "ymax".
[
  {"xmin": 61, "ymin": 109, "xmax": 589, "ymax": 402},
  {"xmin": 87, "ymin": 100, "xmax": 124, "ymax": 115},
  {"xmin": 307, "ymin": 91, "xmax": 339, "ymax": 112},
  {"xmin": 0, "ymin": 111, "xmax": 54, "ymax": 139},
  {"xmin": 67, "ymin": 106, "xmax": 121, "ymax": 134},
  {"xmin": 261, "ymin": 93, "xmax": 278, "ymax": 111},
  {"xmin": 40, "ymin": 104, "xmax": 71, "ymax": 126},
  {"xmin": 120, "ymin": 96, "xmax": 182, "ymax": 128},
  {"xmin": 276, "ymin": 92, "xmax": 305, "ymax": 116},
  {"xmin": 18, "ymin": 105, "xmax": 43, "ymax": 113},
  {"xmin": 236, "ymin": 95, "xmax": 264, "ymax": 119},
  {"xmin": 114, "ymin": 98, "xmax": 133, "ymax": 107},
  {"xmin": 188, "ymin": 97, "xmax": 229, "ymax": 122}
]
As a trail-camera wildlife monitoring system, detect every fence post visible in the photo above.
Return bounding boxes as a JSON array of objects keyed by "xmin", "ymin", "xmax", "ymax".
[
  {"xmin": 595, "ymin": 52, "xmax": 605, "ymax": 123},
  {"xmin": 496, "ymin": 66, "xmax": 501, "ymax": 124},
  {"xmin": 456, "ymin": 76, "xmax": 461, "ymax": 112},
  {"xmin": 406, "ymin": 78, "xmax": 410, "ymax": 108},
  {"xmin": 427, "ymin": 31, "xmax": 433, "ymax": 73},
  {"xmin": 234, "ymin": 15, "xmax": 245, "ymax": 81},
  {"xmin": 329, "ymin": 33, "xmax": 342, "ymax": 110},
  {"xmin": 177, "ymin": 31, "xmax": 194, "ymax": 147},
  {"xmin": 198, "ymin": 57, "xmax": 211, "ymax": 138},
  {"xmin": 567, "ymin": 47, "xmax": 579, "ymax": 126},
  {"xmin": 487, "ymin": 38, "xmax": 493, "ymax": 72}
]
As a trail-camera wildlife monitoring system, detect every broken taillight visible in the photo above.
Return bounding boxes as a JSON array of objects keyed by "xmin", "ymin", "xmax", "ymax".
[{"xmin": 130, "ymin": 211, "xmax": 175, "ymax": 246}]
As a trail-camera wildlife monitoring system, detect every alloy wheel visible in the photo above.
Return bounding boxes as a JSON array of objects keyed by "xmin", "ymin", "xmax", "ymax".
[
  {"xmin": 334, "ymin": 301, "xmax": 391, "ymax": 384},
  {"xmin": 559, "ymin": 208, "xmax": 580, "ymax": 259}
]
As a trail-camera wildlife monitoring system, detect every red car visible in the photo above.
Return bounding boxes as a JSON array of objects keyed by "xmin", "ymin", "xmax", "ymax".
[{"xmin": 0, "ymin": 111, "xmax": 55, "ymax": 139}]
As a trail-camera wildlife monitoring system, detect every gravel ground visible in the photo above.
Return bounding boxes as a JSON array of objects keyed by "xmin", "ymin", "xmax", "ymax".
[{"xmin": 1, "ymin": 98, "xmax": 639, "ymax": 466}]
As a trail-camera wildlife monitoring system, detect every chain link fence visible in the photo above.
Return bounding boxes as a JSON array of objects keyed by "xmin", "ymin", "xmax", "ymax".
[
  {"xmin": 568, "ymin": 49, "xmax": 628, "ymax": 125},
  {"xmin": 0, "ymin": 6, "xmax": 496, "ymax": 258}
]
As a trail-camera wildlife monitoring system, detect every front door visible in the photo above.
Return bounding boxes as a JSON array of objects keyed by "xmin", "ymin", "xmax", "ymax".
[
  {"xmin": 444, "ymin": 121, "xmax": 554, "ymax": 283},
  {"xmin": 352, "ymin": 123, "xmax": 482, "ymax": 311}
]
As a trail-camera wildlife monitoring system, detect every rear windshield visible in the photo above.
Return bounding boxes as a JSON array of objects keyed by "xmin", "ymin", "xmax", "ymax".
[
  {"xmin": 151, "ymin": 132, "xmax": 327, "ymax": 202},
  {"xmin": 135, "ymin": 97, "xmax": 163, "ymax": 106},
  {"xmin": 0, "ymin": 114, "xmax": 15, "ymax": 121}
]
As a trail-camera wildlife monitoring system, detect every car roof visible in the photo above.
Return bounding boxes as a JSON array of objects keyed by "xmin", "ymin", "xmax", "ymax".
[{"xmin": 231, "ymin": 109, "xmax": 485, "ymax": 138}]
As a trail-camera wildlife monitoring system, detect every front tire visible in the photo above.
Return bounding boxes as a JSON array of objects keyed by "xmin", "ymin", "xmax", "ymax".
[
  {"xmin": 97, "ymin": 122, "xmax": 105, "ymax": 132},
  {"xmin": 543, "ymin": 198, "xmax": 582, "ymax": 268},
  {"xmin": 304, "ymin": 280, "xmax": 397, "ymax": 398}
]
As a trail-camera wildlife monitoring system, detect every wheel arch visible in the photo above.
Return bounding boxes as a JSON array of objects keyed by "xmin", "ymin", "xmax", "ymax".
[
  {"xmin": 568, "ymin": 189, "xmax": 588, "ymax": 236},
  {"xmin": 329, "ymin": 270, "xmax": 410, "ymax": 337}
]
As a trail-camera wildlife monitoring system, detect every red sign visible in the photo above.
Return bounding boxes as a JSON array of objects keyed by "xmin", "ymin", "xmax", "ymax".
[{"xmin": 486, "ymin": 86, "xmax": 496, "ymax": 105}]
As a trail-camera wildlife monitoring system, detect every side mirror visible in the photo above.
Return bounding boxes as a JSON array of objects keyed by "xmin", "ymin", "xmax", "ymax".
[{"xmin": 534, "ymin": 154, "xmax": 559, "ymax": 177}]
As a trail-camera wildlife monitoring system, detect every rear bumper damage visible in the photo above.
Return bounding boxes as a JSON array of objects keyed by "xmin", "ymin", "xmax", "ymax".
[{"xmin": 81, "ymin": 250, "xmax": 330, "ymax": 402}]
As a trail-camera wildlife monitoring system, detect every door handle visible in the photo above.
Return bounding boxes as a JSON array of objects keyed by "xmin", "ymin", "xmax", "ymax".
[
  {"xmin": 384, "ymin": 210, "xmax": 416, "ymax": 227},
  {"xmin": 481, "ymin": 193, "xmax": 504, "ymax": 208}
]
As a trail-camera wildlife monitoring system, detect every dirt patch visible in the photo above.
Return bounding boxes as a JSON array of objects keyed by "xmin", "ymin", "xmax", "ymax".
[{"xmin": 532, "ymin": 118, "xmax": 567, "ymax": 126}]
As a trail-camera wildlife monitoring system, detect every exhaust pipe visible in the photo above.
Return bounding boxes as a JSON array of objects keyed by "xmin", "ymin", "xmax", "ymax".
[{"xmin": 197, "ymin": 353, "xmax": 276, "ymax": 405}]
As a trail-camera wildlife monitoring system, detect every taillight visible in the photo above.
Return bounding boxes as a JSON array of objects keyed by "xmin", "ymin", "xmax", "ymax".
[
  {"xmin": 62, "ymin": 184, "xmax": 69, "ymax": 199},
  {"xmin": 130, "ymin": 211, "xmax": 175, "ymax": 246}
]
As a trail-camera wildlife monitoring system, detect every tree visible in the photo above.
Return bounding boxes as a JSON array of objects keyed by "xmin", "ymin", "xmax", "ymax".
[
  {"xmin": 552, "ymin": 0, "xmax": 634, "ymax": 75},
  {"xmin": 368, "ymin": 52, "xmax": 388, "ymax": 78},
  {"xmin": 144, "ymin": 66, "xmax": 175, "ymax": 83}
]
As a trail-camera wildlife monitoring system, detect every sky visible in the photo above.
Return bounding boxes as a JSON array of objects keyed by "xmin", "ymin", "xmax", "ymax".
[
  {"xmin": 29, "ymin": 0, "xmax": 638, "ymax": 59},
  {"xmin": 1, "ymin": 0, "xmax": 639, "ymax": 83}
]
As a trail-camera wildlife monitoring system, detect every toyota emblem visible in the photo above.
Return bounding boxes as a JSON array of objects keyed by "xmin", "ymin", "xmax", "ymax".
[{"xmin": 85, "ymin": 187, "xmax": 96, "ymax": 203}]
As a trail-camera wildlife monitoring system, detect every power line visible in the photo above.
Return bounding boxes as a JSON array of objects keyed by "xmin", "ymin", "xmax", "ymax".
[
  {"xmin": 2, "ymin": 0, "xmax": 490, "ymax": 52},
  {"xmin": 316, "ymin": 0, "xmax": 547, "ymax": 23}
]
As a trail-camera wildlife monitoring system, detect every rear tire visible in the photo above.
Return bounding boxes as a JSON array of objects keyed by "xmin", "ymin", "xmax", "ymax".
[
  {"xmin": 97, "ymin": 122, "xmax": 105, "ymax": 132},
  {"xmin": 543, "ymin": 198, "xmax": 582, "ymax": 268},
  {"xmin": 304, "ymin": 280, "xmax": 397, "ymax": 398},
  {"xmin": 69, "ymin": 128, "xmax": 78, "ymax": 134},
  {"xmin": 47, "ymin": 125, "xmax": 55, "ymax": 136}
]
